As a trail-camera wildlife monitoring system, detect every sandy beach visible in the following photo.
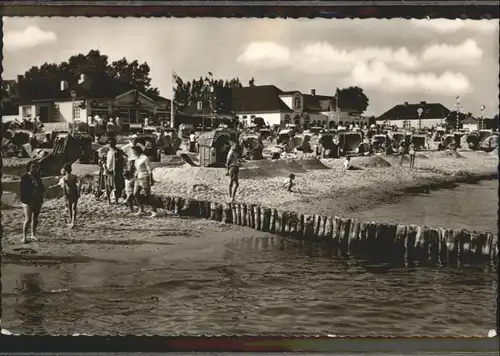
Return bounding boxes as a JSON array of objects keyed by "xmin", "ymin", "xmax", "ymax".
[{"xmin": 150, "ymin": 150, "xmax": 498, "ymax": 217}]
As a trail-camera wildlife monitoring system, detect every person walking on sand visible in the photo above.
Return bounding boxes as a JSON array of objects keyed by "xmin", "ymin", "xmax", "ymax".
[
  {"xmin": 408, "ymin": 142, "xmax": 416, "ymax": 168},
  {"xmin": 226, "ymin": 143, "xmax": 241, "ymax": 202},
  {"xmin": 283, "ymin": 173, "xmax": 296, "ymax": 192},
  {"xmin": 105, "ymin": 137, "xmax": 126, "ymax": 204},
  {"xmin": 52, "ymin": 163, "xmax": 81, "ymax": 228},
  {"xmin": 189, "ymin": 130, "xmax": 197, "ymax": 153},
  {"xmin": 132, "ymin": 145, "xmax": 157, "ymax": 218},
  {"xmin": 19, "ymin": 161, "xmax": 45, "ymax": 243}
]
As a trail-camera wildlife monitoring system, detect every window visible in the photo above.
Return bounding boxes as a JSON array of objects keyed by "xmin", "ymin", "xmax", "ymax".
[
  {"xmin": 72, "ymin": 103, "xmax": 81, "ymax": 120},
  {"xmin": 22, "ymin": 106, "xmax": 32, "ymax": 119},
  {"xmin": 53, "ymin": 104, "xmax": 61, "ymax": 122},
  {"xmin": 242, "ymin": 115, "xmax": 247, "ymax": 119},
  {"xmin": 284, "ymin": 114, "xmax": 291, "ymax": 125},
  {"xmin": 294, "ymin": 96, "xmax": 301, "ymax": 108},
  {"xmin": 403, "ymin": 121, "xmax": 411, "ymax": 129}
]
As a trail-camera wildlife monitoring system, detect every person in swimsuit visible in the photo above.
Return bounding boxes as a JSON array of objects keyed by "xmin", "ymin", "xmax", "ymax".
[
  {"xmin": 52, "ymin": 163, "xmax": 81, "ymax": 228},
  {"xmin": 105, "ymin": 138, "xmax": 126, "ymax": 204},
  {"xmin": 132, "ymin": 145, "xmax": 157, "ymax": 218},
  {"xmin": 123, "ymin": 170, "xmax": 136, "ymax": 213},
  {"xmin": 19, "ymin": 161, "xmax": 45, "ymax": 243},
  {"xmin": 408, "ymin": 142, "xmax": 416, "ymax": 169},
  {"xmin": 283, "ymin": 173, "xmax": 296, "ymax": 192},
  {"xmin": 226, "ymin": 143, "xmax": 241, "ymax": 202}
]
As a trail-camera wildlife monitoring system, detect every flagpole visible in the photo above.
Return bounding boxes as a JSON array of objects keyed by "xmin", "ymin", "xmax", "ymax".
[{"xmin": 171, "ymin": 71, "xmax": 175, "ymax": 129}]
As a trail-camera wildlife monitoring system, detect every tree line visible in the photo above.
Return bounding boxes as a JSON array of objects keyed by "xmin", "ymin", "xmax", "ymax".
[{"xmin": 1, "ymin": 49, "xmax": 372, "ymax": 118}]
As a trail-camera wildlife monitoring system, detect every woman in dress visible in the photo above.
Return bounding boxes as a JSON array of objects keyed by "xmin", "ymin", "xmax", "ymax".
[
  {"xmin": 19, "ymin": 161, "xmax": 45, "ymax": 243},
  {"xmin": 132, "ymin": 145, "xmax": 157, "ymax": 218}
]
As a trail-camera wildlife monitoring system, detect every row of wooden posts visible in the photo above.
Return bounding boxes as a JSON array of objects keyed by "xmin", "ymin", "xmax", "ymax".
[{"xmin": 80, "ymin": 184, "xmax": 498, "ymax": 268}]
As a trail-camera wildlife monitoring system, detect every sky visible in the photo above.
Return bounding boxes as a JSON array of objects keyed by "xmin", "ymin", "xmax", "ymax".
[{"xmin": 3, "ymin": 17, "xmax": 499, "ymax": 117}]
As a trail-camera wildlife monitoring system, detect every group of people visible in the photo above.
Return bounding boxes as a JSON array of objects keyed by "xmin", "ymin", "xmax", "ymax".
[{"xmin": 18, "ymin": 137, "xmax": 159, "ymax": 244}]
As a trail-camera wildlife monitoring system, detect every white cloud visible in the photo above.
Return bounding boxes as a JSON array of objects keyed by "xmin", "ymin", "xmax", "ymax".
[
  {"xmin": 421, "ymin": 39, "xmax": 483, "ymax": 65},
  {"xmin": 348, "ymin": 61, "xmax": 471, "ymax": 95},
  {"xmin": 236, "ymin": 41, "xmax": 290, "ymax": 69},
  {"xmin": 410, "ymin": 19, "xmax": 498, "ymax": 34},
  {"xmin": 238, "ymin": 39, "xmax": 483, "ymax": 75},
  {"xmin": 4, "ymin": 26, "xmax": 57, "ymax": 51}
]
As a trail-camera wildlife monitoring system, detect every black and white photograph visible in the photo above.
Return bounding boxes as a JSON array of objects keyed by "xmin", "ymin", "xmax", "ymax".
[{"xmin": 1, "ymin": 16, "xmax": 498, "ymax": 336}]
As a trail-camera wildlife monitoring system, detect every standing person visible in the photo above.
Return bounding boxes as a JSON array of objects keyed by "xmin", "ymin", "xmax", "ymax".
[
  {"xmin": 226, "ymin": 143, "xmax": 241, "ymax": 202},
  {"xmin": 115, "ymin": 116, "xmax": 122, "ymax": 134},
  {"xmin": 52, "ymin": 163, "xmax": 81, "ymax": 228},
  {"xmin": 19, "ymin": 161, "xmax": 45, "ymax": 243},
  {"xmin": 132, "ymin": 145, "xmax": 157, "ymax": 218},
  {"xmin": 105, "ymin": 137, "xmax": 126, "ymax": 204},
  {"xmin": 189, "ymin": 130, "xmax": 197, "ymax": 153},
  {"xmin": 408, "ymin": 142, "xmax": 416, "ymax": 168},
  {"xmin": 399, "ymin": 143, "xmax": 406, "ymax": 166},
  {"xmin": 123, "ymin": 170, "xmax": 136, "ymax": 213}
]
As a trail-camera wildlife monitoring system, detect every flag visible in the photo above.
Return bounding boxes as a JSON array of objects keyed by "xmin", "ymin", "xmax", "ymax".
[
  {"xmin": 208, "ymin": 71, "xmax": 213, "ymax": 76},
  {"xmin": 456, "ymin": 95, "xmax": 460, "ymax": 101},
  {"xmin": 481, "ymin": 105, "xmax": 486, "ymax": 111},
  {"xmin": 172, "ymin": 71, "xmax": 180, "ymax": 85}
]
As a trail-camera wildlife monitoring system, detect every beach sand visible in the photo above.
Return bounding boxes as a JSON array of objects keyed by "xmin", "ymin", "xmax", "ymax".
[{"xmin": 151, "ymin": 150, "xmax": 498, "ymax": 216}]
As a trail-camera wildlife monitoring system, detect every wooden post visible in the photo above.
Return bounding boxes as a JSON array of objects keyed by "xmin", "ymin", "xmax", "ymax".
[
  {"xmin": 179, "ymin": 199, "xmax": 193, "ymax": 216},
  {"xmin": 332, "ymin": 216, "xmax": 342, "ymax": 245},
  {"xmin": 241, "ymin": 204, "xmax": 248, "ymax": 226},
  {"xmin": 339, "ymin": 218, "xmax": 351, "ymax": 254},
  {"xmin": 222, "ymin": 203, "xmax": 232, "ymax": 224},
  {"xmin": 253, "ymin": 205, "xmax": 261, "ymax": 230},
  {"xmin": 312, "ymin": 215, "xmax": 321, "ymax": 239},
  {"xmin": 297, "ymin": 214, "xmax": 305, "ymax": 238},
  {"xmin": 210, "ymin": 201, "xmax": 217, "ymax": 220},
  {"xmin": 395, "ymin": 224, "xmax": 407, "ymax": 265},
  {"xmin": 262, "ymin": 208, "xmax": 271, "ymax": 232},
  {"xmin": 215, "ymin": 203, "xmax": 223, "ymax": 222},
  {"xmin": 414, "ymin": 225, "xmax": 429, "ymax": 263},
  {"xmin": 303, "ymin": 214, "xmax": 314, "ymax": 241},
  {"xmin": 173, "ymin": 197, "xmax": 182, "ymax": 215},
  {"xmin": 258, "ymin": 206, "xmax": 265, "ymax": 231},
  {"xmin": 443, "ymin": 228, "xmax": 457, "ymax": 266},
  {"xmin": 324, "ymin": 216, "xmax": 334, "ymax": 243},
  {"xmin": 404, "ymin": 224, "xmax": 417, "ymax": 266},
  {"xmin": 349, "ymin": 219, "xmax": 361, "ymax": 254},
  {"xmin": 276, "ymin": 211, "xmax": 284, "ymax": 235},
  {"xmin": 288, "ymin": 212, "xmax": 299, "ymax": 238},
  {"xmin": 427, "ymin": 228, "xmax": 441, "ymax": 266},
  {"xmin": 231, "ymin": 203, "xmax": 239, "ymax": 225},
  {"xmin": 269, "ymin": 209, "xmax": 278, "ymax": 233}
]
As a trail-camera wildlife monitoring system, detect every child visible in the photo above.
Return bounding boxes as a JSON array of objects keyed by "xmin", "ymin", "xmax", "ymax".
[
  {"xmin": 52, "ymin": 163, "xmax": 81, "ymax": 228},
  {"xmin": 343, "ymin": 156, "xmax": 352, "ymax": 171},
  {"xmin": 283, "ymin": 173, "xmax": 296, "ymax": 192},
  {"xmin": 123, "ymin": 170, "xmax": 135, "ymax": 213}
]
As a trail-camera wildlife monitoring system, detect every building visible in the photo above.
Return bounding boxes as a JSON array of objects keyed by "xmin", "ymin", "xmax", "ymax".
[
  {"xmin": 11, "ymin": 76, "xmax": 171, "ymax": 131},
  {"xmin": 377, "ymin": 101, "xmax": 451, "ymax": 129},
  {"xmin": 461, "ymin": 115, "xmax": 479, "ymax": 131},
  {"xmin": 231, "ymin": 85, "xmax": 365, "ymax": 128}
]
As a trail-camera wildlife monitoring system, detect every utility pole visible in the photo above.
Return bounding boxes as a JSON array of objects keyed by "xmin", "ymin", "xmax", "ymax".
[
  {"xmin": 480, "ymin": 105, "xmax": 485, "ymax": 130},
  {"xmin": 454, "ymin": 95, "xmax": 462, "ymax": 131},
  {"xmin": 417, "ymin": 107, "xmax": 423, "ymax": 131}
]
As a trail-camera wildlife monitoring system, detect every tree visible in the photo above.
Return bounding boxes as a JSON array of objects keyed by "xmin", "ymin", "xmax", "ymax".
[
  {"xmin": 17, "ymin": 49, "xmax": 159, "ymax": 100},
  {"xmin": 445, "ymin": 111, "xmax": 468, "ymax": 129},
  {"xmin": 173, "ymin": 74, "xmax": 242, "ymax": 115},
  {"xmin": 252, "ymin": 117, "xmax": 266, "ymax": 128},
  {"xmin": 337, "ymin": 86, "xmax": 369, "ymax": 113}
]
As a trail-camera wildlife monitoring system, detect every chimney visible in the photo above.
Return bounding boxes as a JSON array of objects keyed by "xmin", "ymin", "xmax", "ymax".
[
  {"xmin": 311, "ymin": 89, "xmax": 316, "ymax": 96},
  {"xmin": 420, "ymin": 101, "xmax": 426, "ymax": 105},
  {"xmin": 17, "ymin": 75, "xmax": 23, "ymax": 83},
  {"xmin": 404, "ymin": 102, "xmax": 409, "ymax": 107}
]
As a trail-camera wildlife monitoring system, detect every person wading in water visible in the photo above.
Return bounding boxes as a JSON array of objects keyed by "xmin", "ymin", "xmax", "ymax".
[
  {"xmin": 226, "ymin": 143, "xmax": 241, "ymax": 202},
  {"xmin": 19, "ymin": 161, "xmax": 45, "ymax": 243},
  {"xmin": 105, "ymin": 137, "xmax": 126, "ymax": 204},
  {"xmin": 132, "ymin": 145, "xmax": 157, "ymax": 218}
]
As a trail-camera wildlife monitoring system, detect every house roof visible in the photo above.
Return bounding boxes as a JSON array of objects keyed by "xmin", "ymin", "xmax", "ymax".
[
  {"xmin": 461, "ymin": 115, "xmax": 478, "ymax": 124},
  {"xmin": 377, "ymin": 102, "xmax": 451, "ymax": 121},
  {"xmin": 22, "ymin": 77, "xmax": 169, "ymax": 103},
  {"xmin": 231, "ymin": 85, "xmax": 293, "ymax": 113}
]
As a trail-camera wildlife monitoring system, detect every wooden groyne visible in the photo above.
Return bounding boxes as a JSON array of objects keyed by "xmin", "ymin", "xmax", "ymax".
[{"xmin": 79, "ymin": 185, "xmax": 498, "ymax": 268}]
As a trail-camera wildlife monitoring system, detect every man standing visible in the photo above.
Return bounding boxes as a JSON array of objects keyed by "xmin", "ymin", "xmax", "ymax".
[
  {"xmin": 189, "ymin": 130, "xmax": 197, "ymax": 153},
  {"xmin": 226, "ymin": 143, "xmax": 241, "ymax": 202},
  {"xmin": 105, "ymin": 137, "xmax": 126, "ymax": 204}
]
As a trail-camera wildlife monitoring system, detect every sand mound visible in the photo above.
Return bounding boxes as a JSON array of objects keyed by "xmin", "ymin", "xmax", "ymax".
[
  {"xmin": 433, "ymin": 150, "xmax": 464, "ymax": 159},
  {"xmin": 353, "ymin": 156, "xmax": 391, "ymax": 168},
  {"xmin": 161, "ymin": 155, "xmax": 192, "ymax": 167},
  {"xmin": 295, "ymin": 158, "xmax": 329, "ymax": 170}
]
